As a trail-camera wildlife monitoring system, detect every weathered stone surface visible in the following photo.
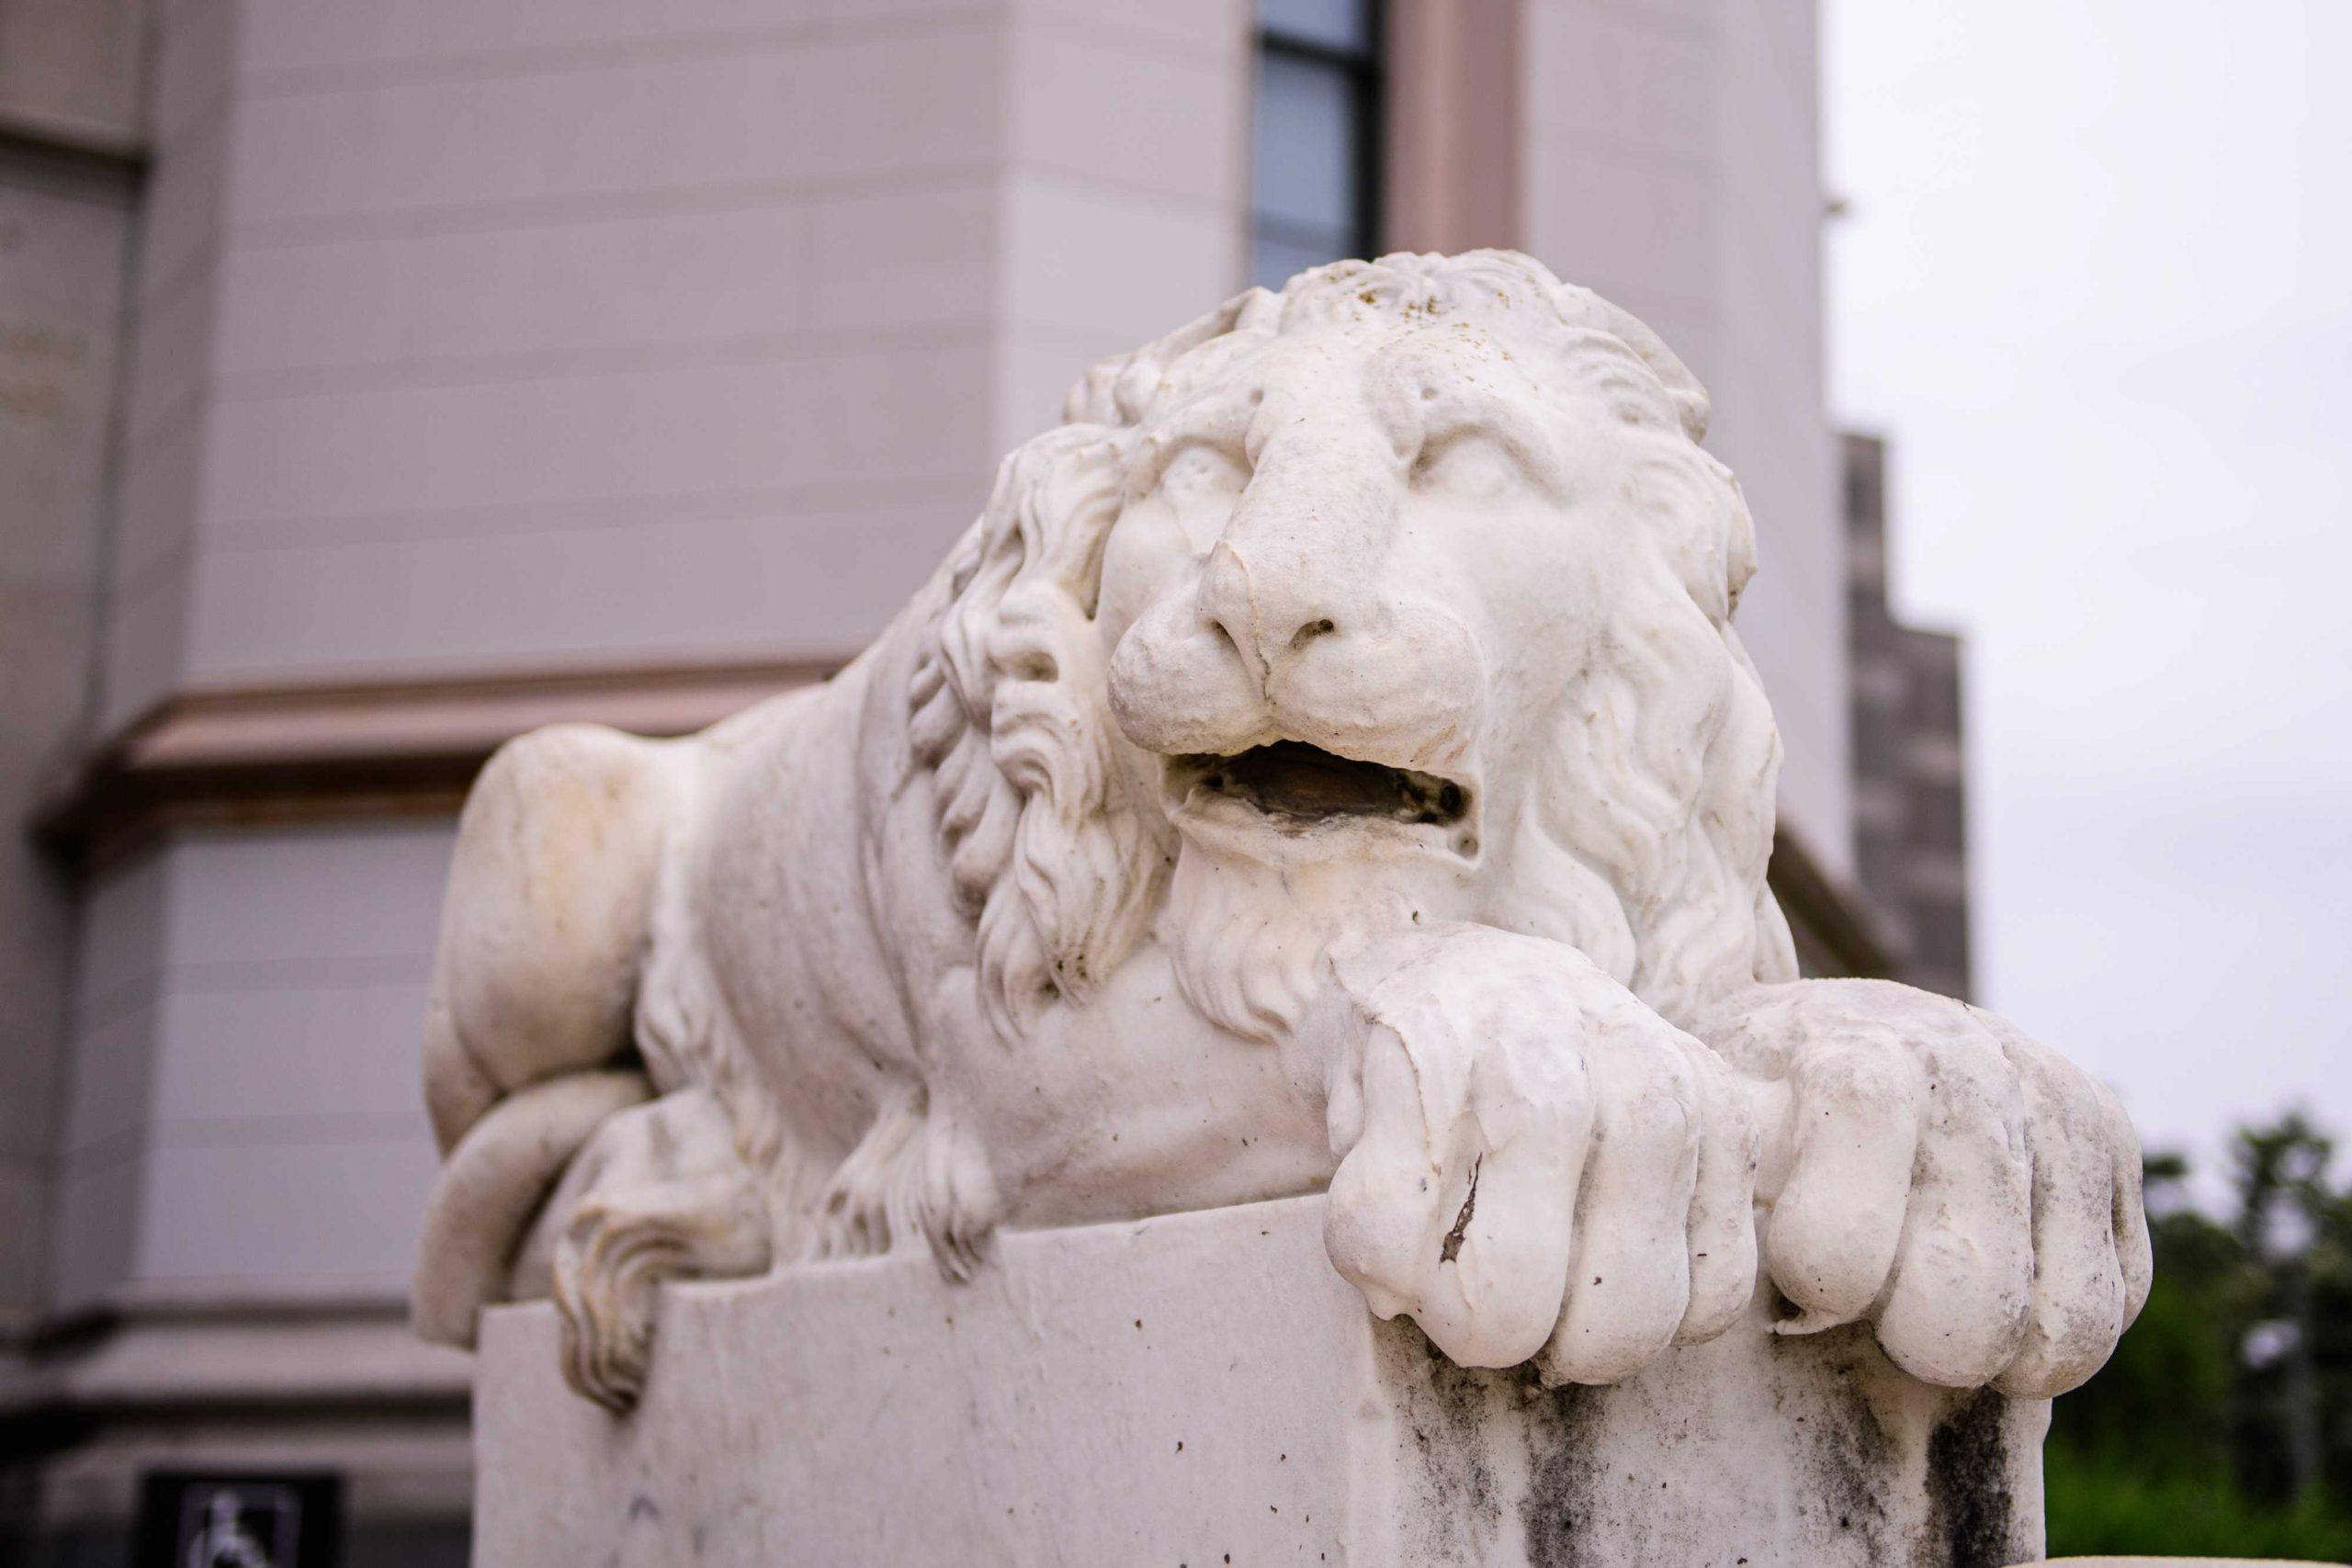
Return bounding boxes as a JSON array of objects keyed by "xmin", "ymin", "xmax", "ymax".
[{"xmin": 477, "ymin": 1195, "xmax": 2050, "ymax": 1568}]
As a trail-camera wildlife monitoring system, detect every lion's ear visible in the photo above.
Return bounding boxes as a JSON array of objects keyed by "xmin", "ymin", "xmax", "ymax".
[
  {"xmin": 1555, "ymin": 285, "xmax": 1712, "ymax": 445},
  {"xmin": 1062, "ymin": 288, "xmax": 1283, "ymax": 427}
]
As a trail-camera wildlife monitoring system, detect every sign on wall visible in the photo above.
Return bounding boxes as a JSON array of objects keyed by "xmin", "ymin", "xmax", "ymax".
[{"xmin": 133, "ymin": 1472, "xmax": 342, "ymax": 1568}]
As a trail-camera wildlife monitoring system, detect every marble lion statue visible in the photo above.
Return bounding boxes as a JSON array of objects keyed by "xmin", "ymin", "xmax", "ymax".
[{"xmin": 413, "ymin": 251, "xmax": 2149, "ymax": 1415}]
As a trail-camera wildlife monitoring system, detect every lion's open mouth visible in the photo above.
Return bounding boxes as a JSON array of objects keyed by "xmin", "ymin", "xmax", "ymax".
[{"xmin": 1170, "ymin": 741, "xmax": 1470, "ymax": 829}]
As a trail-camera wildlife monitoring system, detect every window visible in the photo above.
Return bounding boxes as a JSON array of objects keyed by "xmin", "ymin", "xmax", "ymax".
[{"xmin": 1250, "ymin": 0, "xmax": 1383, "ymax": 290}]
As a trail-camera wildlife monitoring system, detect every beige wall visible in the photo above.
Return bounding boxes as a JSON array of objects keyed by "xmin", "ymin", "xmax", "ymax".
[
  {"xmin": 101, "ymin": 0, "xmax": 1251, "ymax": 734},
  {"xmin": 67, "ymin": 0, "xmax": 1255, "ymax": 1313},
  {"xmin": 51, "ymin": 821, "xmax": 454, "ymax": 1307},
  {"xmin": 1520, "ymin": 0, "xmax": 1850, "ymax": 877},
  {"xmin": 0, "ymin": 0, "xmax": 143, "ymax": 1328},
  {"xmin": 0, "ymin": 151, "xmax": 135, "ymax": 1326}
]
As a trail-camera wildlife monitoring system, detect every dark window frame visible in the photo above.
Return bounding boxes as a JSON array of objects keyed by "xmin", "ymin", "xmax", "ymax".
[{"xmin": 1251, "ymin": 0, "xmax": 1385, "ymax": 270}]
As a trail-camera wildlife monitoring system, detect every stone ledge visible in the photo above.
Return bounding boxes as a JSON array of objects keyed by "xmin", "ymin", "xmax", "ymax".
[{"xmin": 477, "ymin": 1193, "xmax": 2047, "ymax": 1567}]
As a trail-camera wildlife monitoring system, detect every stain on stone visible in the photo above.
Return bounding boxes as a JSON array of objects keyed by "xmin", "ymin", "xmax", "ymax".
[
  {"xmin": 1925, "ymin": 1391, "xmax": 2024, "ymax": 1568},
  {"xmin": 1518, "ymin": 1380, "xmax": 1604, "ymax": 1568},
  {"xmin": 1776, "ymin": 1327, "xmax": 1895, "ymax": 1565},
  {"xmin": 1379, "ymin": 1319, "xmax": 1502, "ymax": 1564},
  {"xmin": 1421, "ymin": 1341, "xmax": 1501, "ymax": 1520}
]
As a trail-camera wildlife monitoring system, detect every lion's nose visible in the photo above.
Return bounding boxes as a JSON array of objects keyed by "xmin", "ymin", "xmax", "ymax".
[{"xmin": 1198, "ymin": 539, "xmax": 1346, "ymax": 679}]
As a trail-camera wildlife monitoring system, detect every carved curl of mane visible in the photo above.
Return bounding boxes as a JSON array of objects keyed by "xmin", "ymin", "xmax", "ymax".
[
  {"xmin": 906, "ymin": 426, "xmax": 1170, "ymax": 1042},
  {"xmin": 909, "ymin": 251, "xmax": 1797, "ymax": 1043}
]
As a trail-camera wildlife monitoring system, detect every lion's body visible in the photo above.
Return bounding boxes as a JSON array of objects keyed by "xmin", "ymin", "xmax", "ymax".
[
  {"xmin": 410, "ymin": 250, "xmax": 1801, "ymax": 1369},
  {"xmin": 414, "ymin": 578, "xmax": 1337, "ymax": 1350},
  {"xmin": 413, "ymin": 252, "xmax": 2145, "ymax": 1415}
]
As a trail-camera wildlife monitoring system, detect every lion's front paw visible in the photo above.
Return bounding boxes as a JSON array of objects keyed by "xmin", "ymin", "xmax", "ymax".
[
  {"xmin": 1725, "ymin": 981, "xmax": 2153, "ymax": 1397},
  {"xmin": 1316, "ymin": 927, "xmax": 1757, "ymax": 1385}
]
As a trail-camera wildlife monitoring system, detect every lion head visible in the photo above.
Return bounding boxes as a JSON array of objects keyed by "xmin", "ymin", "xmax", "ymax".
[{"xmin": 909, "ymin": 251, "xmax": 1797, "ymax": 1047}]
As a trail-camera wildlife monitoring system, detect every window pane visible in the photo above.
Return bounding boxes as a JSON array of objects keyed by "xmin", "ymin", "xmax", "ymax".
[
  {"xmin": 1260, "ymin": 0, "xmax": 1372, "ymax": 52},
  {"xmin": 1251, "ymin": 229, "xmax": 1351, "ymax": 291},
  {"xmin": 1252, "ymin": 53, "xmax": 1356, "ymax": 233}
]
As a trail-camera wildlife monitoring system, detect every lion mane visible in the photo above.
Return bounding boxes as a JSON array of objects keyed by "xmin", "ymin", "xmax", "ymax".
[{"xmin": 903, "ymin": 251, "xmax": 1796, "ymax": 1045}]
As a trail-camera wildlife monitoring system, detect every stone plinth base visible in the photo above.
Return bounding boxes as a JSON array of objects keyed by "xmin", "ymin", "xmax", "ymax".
[{"xmin": 474, "ymin": 1195, "xmax": 2048, "ymax": 1566}]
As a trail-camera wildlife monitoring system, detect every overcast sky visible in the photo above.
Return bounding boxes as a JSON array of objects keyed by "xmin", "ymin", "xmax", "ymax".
[{"xmin": 1822, "ymin": 1, "xmax": 2352, "ymax": 1191}]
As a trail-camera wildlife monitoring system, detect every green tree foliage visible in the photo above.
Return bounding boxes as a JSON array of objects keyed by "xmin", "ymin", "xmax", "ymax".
[{"xmin": 2045, "ymin": 1113, "xmax": 2352, "ymax": 1562}]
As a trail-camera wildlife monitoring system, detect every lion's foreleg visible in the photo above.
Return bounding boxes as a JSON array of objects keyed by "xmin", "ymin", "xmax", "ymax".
[
  {"xmin": 812, "ymin": 1086, "xmax": 1001, "ymax": 1282},
  {"xmin": 1298, "ymin": 924, "xmax": 1758, "ymax": 1382}
]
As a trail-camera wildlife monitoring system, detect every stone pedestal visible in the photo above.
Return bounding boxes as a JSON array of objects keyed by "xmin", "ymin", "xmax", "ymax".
[{"xmin": 474, "ymin": 1195, "xmax": 2049, "ymax": 1567}]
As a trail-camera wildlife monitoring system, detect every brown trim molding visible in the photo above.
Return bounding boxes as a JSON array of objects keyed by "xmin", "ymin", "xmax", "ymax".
[
  {"xmin": 1382, "ymin": 0, "xmax": 1523, "ymax": 254},
  {"xmin": 34, "ymin": 656, "xmax": 835, "ymax": 863},
  {"xmin": 33, "ymin": 653, "xmax": 1890, "ymax": 977},
  {"xmin": 0, "ymin": 107, "xmax": 145, "ymax": 180}
]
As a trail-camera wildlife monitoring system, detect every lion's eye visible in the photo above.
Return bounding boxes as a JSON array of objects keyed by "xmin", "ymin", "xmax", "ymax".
[
  {"xmin": 1413, "ymin": 433, "xmax": 1521, "ymax": 501},
  {"xmin": 1157, "ymin": 444, "xmax": 1250, "ymax": 504}
]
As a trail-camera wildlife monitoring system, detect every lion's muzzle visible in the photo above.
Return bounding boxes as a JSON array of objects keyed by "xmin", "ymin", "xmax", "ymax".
[{"xmin": 1105, "ymin": 542, "xmax": 1482, "ymax": 788}]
